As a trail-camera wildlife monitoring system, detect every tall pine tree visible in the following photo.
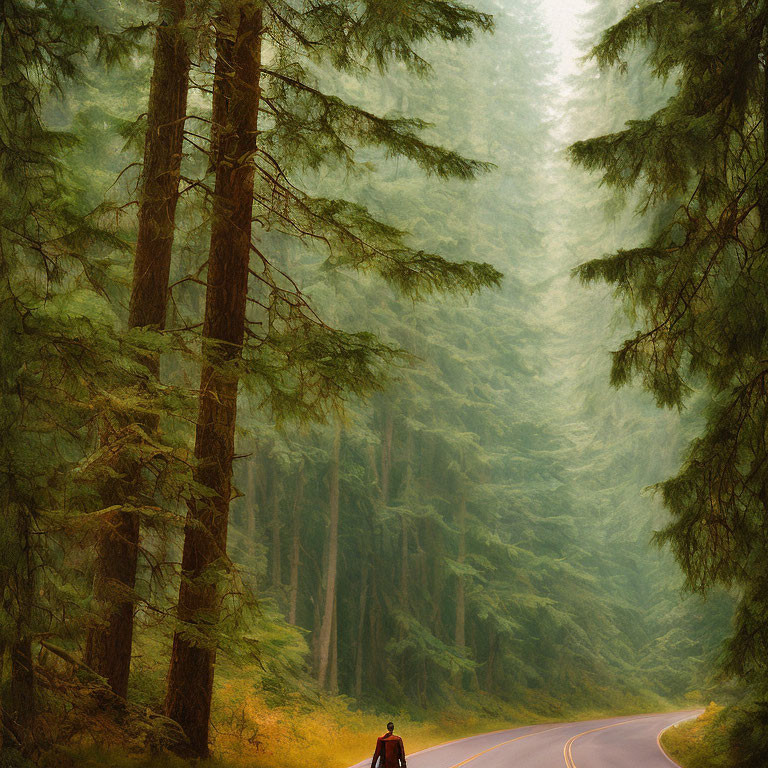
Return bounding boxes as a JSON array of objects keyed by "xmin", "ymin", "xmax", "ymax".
[
  {"xmin": 163, "ymin": 0, "xmax": 500, "ymax": 755},
  {"xmin": 570, "ymin": 0, "xmax": 768, "ymax": 718},
  {"xmin": 85, "ymin": 0, "xmax": 194, "ymax": 699}
]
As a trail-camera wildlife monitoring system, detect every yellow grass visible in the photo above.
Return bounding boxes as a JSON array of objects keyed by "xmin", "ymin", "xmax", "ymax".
[
  {"xmin": 659, "ymin": 703, "xmax": 731, "ymax": 768},
  {"xmin": 47, "ymin": 652, "xmax": 694, "ymax": 768},
  {"xmin": 213, "ymin": 687, "xmax": 524, "ymax": 768}
]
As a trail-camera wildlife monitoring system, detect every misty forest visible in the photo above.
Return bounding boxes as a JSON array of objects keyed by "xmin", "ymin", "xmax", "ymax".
[{"xmin": 2, "ymin": 0, "xmax": 768, "ymax": 766}]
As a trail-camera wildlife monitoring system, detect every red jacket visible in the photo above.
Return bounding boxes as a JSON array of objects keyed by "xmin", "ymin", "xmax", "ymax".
[{"xmin": 371, "ymin": 733, "xmax": 406, "ymax": 768}]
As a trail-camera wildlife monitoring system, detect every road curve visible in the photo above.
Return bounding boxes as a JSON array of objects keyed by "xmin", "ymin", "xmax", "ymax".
[{"xmin": 350, "ymin": 710, "xmax": 701, "ymax": 768}]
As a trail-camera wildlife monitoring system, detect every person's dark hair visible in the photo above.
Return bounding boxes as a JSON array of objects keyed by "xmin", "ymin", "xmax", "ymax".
[{"xmin": 387, "ymin": 722, "xmax": 394, "ymax": 732}]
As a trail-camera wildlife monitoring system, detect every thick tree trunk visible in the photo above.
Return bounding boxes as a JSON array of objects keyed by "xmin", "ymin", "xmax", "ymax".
[
  {"xmin": 85, "ymin": 500, "xmax": 139, "ymax": 699},
  {"xmin": 85, "ymin": 0, "xmax": 190, "ymax": 698},
  {"xmin": 164, "ymin": 6, "xmax": 262, "ymax": 756},
  {"xmin": 316, "ymin": 424, "xmax": 341, "ymax": 688},
  {"xmin": 288, "ymin": 464, "xmax": 303, "ymax": 625}
]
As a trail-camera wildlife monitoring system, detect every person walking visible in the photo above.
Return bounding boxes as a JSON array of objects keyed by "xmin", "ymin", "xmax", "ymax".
[{"xmin": 371, "ymin": 722, "xmax": 407, "ymax": 768}]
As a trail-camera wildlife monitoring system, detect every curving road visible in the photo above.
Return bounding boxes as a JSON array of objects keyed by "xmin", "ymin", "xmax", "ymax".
[{"xmin": 351, "ymin": 711, "xmax": 700, "ymax": 768}]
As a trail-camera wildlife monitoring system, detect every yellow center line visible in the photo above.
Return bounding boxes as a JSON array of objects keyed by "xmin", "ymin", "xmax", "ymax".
[
  {"xmin": 563, "ymin": 717, "xmax": 646, "ymax": 768},
  {"xmin": 445, "ymin": 723, "xmax": 572, "ymax": 768}
]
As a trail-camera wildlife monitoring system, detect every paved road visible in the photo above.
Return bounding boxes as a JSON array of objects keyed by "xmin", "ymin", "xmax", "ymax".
[{"xmin": 351, "ymin": 711, "xmax": 700, "ymax": 768}]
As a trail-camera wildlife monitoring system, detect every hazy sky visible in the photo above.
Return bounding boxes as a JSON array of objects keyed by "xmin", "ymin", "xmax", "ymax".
[{"xmin": 540, "ymin": 0, "xmax": 592, "ymax": 79}]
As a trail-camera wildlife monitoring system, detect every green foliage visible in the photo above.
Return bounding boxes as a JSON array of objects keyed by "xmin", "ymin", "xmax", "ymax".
[
  {"xmin": 275, "ymin": 0, "xmax": 494, "ymax": 74},
  {"xmin": 661, "ymin": 701, "xmax": 768, "ymax": 768},
  {"xmin": 263, "ymin": 67, "xmax": 495, "ymax": 178},
  {"xmin": 162, "ymin": 0, "xmax": 504, "ymax": 435},
  {"xmin": 569, "ymin": 0, "xmax": 767, "ymax": 703},
  {"xmin": 0, "ymin": 0, "xmax": 739, "ymax": 761},
  {"xmin": 225, "ymin": 0, "xmax": 731, "ymax": 722}
]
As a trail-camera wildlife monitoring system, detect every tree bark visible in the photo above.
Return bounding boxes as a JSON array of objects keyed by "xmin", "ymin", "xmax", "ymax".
[
  {"xmin": 455, "ymin": 494, "xmax": 466, "ymax": 650},
  {"xmin": 270, "ymin": 471, "xmax": 282, "ymax": 589},
  {"xmin": 85, "ymin": 0, "xmax": 190, "ymax": 698},
  {"xmin": 316, "ymin": 423, "xmax": 341, "ymax": 688},
  {"xmin": 10, "ymin": 638, "xmax": 34, "ymax": 732},
  {"xmin": 760, "ymin": 26, "xmax": 768, "ymax": 232},
  {"xmin": 368, "ymin": 569, "xmax": 384, "ymax": 688},
  {"xmin": 485, "ymin": 629, "xmax": 497, "ymax": 693},
  {"xmin": 288, "ymin": 463, "xmax": 304, "ymax": 625},
  {"xmin": 311, "ymin": 526, "xmax": 327, "ymax": 674},
  {"xmin": 380, "ymin": 409, "xmax": 393, "ymax": 504},
  {"xmin": 329, "ymin": 595, "xmax": 338, "ymax": 694},
  {"xmin": 164, "ymin": 6, "xmax": 262, "ymax": 756},
  {"xmin": 400, "ymin": 428, "xmax": 412, "ymax": 605},
  {"xmin": 10, "ymin": 509, "xmax": 35, "ymax": 736},
  {"xmin": 246, "ymin": 462, "xmax": 258, "ymax": 560},
  {"xmin": 0, "ymin": 651, "xmax": 4, "ymax": 753},
  {"xmin": 354, "ymin": 564, "xmax": 368, "ymax": 698},
  {"xmin": 452, "ymin": 492, "xmax": 466, "ymax": 691}
]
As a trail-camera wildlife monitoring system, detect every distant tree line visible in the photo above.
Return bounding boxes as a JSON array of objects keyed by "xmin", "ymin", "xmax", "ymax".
[{"xmin": 571, "ymin": 0, "xmax": 768, "ymax": 762}]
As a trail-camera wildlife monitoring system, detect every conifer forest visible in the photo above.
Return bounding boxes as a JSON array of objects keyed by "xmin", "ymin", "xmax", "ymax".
[{"xmin": 4, "ymin": 0, "xmax": 768, "ymax": 766}]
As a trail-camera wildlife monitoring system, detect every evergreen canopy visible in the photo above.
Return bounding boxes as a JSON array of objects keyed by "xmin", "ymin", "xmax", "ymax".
[{"xmin": 570, "ymin": 0, "xmax": 768, "ymax": 687}]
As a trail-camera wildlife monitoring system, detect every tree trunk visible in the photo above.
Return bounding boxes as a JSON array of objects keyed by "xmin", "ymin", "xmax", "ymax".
[
  {"xmin": 246, "ymin": 462, "xmax": 258, "ymax": 560},
  {"xmin": 400, "ymin": 428, "xmax": 412, "ymax": 606},
  {"xmin": 329, "ymin": 595, "xmax": 338, "ymax": 694},
  {"xmin": 288, "ymin": 463, "xmax": 304, "ymax": 625},
  {"xmin": 380, "ymin": 409, "xmax": 393, "ymax": 504},
  {"xmin": 452, "ymin": 492, "xmax": 466, "ymax": 690},
  {"xmin": 485, "ymin": 629, "xmax": 497, "ymax": 693},
  {"xmin": 164, "ymin": 6, "xmax": 262, "ymax": 756},
  {"xmin": 761, "ymin": 26, "xmax": 768, "ymax": 232},
  {"xmin": 312, "ymin": 527, "xmax": 327, "ymax": 674},
  {"xmin": 10, "ymin": 508, "xmax": 35, "ymax": 736},
  {"xmin": 469, "ymin": 622, "xmax": 480, "ymax": 691},
  {"xmin": 270, "ymin": 471, "xmax": 282, "ymax": 589},
  {"xmin": 0, "ymin": 651, "xmax": 4, "ymax": 753},
  {"xmin": 10, "ymin": 638, "xmax": 34, "ymax": 733},
  {"xmin": 368, "ymin": 568, "xmax": 387, "ymax": 691},
  {"xmin": 368, "ymin": 575, "xmax": 382, "ymax": 691},
  {"xmin": 316, "ymin": 424, "xmax": 341, "ymax": 688},
  {"xmin": 85, "ymin": 0, "xmax": 190, "ymax": 698},
  {"xmin": 455, "ymin": 494, "xmax": 466, "ymax": 650},
  {"xmin": 354, "ymin": 564, "xmax": 368, "ymax": 698}
]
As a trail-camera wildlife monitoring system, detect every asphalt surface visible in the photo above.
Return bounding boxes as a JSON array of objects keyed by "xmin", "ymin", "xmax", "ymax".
[{"xmin": 351, "ymin": 711, "xmax": 701, "ymax": 768}]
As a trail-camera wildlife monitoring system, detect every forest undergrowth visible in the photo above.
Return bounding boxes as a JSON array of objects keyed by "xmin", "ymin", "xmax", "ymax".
[
  {"xmin": 660, "ymin": 702, "xmax": 768, "ymax": 768},
  {"xmin": 660, "ymin": 705, "xmax": 733, "ymax": 768},
  {"xmin": 44, "ymin": 681, "xmax": 688, "ymax": 768},
  {"xmin": 33, "ymin": 630, "xmax": 694, "ymax": 768}
]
